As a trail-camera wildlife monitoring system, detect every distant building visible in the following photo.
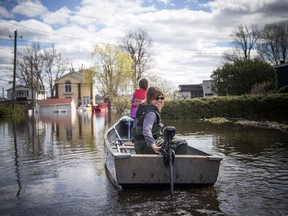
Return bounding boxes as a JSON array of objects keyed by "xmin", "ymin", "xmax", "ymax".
[
  {"xmin": 274, "ymin": 62, "xmax": 288, "ymax": 90},
  {"xmin": 54, "ymin": 71, "xmax": 95, "ymax": 108},
  {"xmin": 6, "ymin": 85, "xmax": 45, "ymax": 102},
  {"xmin": 178, "ymin": 84, "xmax": 203, "ymax": 99},
  {"xmin": 178, "ymin": 80, "xmax": 215, "ymax": 99},
  {"xmin": 202, "ymin": 80, "xmax": 214, "ymax": 97}
]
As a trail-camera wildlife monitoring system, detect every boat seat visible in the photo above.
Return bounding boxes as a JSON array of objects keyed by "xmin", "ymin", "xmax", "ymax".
[
  {"xmin": 123, "ymin": 141, "xmax": 134, "ymax": 146},
  {"xmin": 112, "ymin": 145, "xmax": 135, "ymax": 149}
]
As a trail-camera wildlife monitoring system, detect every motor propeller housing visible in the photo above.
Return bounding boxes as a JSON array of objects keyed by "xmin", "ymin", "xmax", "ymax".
[{"xmin": 163, "ymin": 126, "xmax": 176, "ymax": 142}]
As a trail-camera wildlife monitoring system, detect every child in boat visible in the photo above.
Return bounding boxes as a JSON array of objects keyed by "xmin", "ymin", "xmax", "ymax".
[{"xmin": 130, "ymin": 78, "xmax": 148, "ymax": 119}]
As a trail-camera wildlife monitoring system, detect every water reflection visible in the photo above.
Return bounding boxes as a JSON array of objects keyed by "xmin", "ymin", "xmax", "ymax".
[
  {"xmin": 0, "ymin": 111, "xmax": 107, "ymax": 199},
  {"xmin": 0, "ymin": 115, "xmax": 288, "ymax": 215},
  {"xmin": 13, "ymin": 120, "xmax": 22, "ymax": 197},
  {"xmin": 165, "ymin": 119, "xmax": 288, "ymax": 215}
]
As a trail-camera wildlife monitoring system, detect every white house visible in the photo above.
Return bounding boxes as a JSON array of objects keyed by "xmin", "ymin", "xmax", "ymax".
[
  {"xmin": 6, "ymin": 85, "xmax": 45, "ymax": 101},
  {"xmin": 202, "ymin": 80, "xmax": 215, "ymax": 97},
  {"xmin": 38, "ymin": 98, "xmax": 76, "ymax": 114}
]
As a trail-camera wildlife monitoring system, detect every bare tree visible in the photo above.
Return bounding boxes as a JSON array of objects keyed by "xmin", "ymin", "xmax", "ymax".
[
  {"xmin": 146, "ymin": 74, "xmax": 177, "ymax": 99},
  {"xmin": 258, "ymin": 20, "xmax": 288, "ymax": 65},
  {"xmin": 222, "ymin": 49, "xmax": 242, "ymax": 63},
  {"xmin": 17, "ymin": 43, "xmax": 45, "ymax": 94},
  {"xmin": 121, "ymin": 29, "xmax": 152, "ymax": 88},
  {"xmin": 42, "ymin": 45, "xmax": 69, "ymax": 97},
  {"xmin": 223, "ymin": 24, "xmax": 260, "ymax": 63}
]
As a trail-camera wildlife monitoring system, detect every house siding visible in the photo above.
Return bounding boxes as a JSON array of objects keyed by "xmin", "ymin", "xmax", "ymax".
[
  {"xmin": 6, "ymin": 85, "xmax": 45, "ymax": 101},
  {"xmin": 54, "ymin": 71, "xmax": 95, "ymax": 108},
  {"xmin": 178, "ymin": 80, "xmax": 215, "ymax": 99},
  {"xmin": 274, "ymin": 63, "xmax": 288, "ymax": 89},
  {"xmin": 38, "ymin": 98, "xmax": 76, "ymax": 114}
]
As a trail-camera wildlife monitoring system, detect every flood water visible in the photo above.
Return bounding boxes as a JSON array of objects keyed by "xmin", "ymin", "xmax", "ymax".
[{"xmin": 0, "ymin": 111, "xmax": 288, "ymax": 216}]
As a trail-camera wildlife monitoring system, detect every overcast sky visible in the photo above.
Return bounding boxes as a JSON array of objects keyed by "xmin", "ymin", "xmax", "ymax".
[{"xmin": 1, "ymin": 0, "xmax": 288, "ymax": 96}]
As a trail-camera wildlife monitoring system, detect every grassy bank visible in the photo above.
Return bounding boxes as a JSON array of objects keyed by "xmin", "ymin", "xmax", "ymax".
[{"xmin": 0, "ymin": 105, "xmax": 26, "ymax": 118}]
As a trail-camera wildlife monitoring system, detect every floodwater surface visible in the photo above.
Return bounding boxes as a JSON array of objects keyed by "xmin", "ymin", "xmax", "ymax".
[{"xmin": 0, "ymin": 112, "xmax": 288, "ymax": 216}]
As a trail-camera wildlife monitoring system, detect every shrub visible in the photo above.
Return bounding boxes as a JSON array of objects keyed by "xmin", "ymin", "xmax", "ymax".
[{"xmin": 161, "ymin": 94, "xmax": 288, "ymax": 121}]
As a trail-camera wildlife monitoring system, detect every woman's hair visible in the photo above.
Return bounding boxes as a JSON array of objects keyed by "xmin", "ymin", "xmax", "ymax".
[
  {"xmin": 139, "ymin": 78, "xmax": 148, "ymax": 90},
  {"xmin": 146, "ymin": 86, "xmax": 164, "ymax": 103}
]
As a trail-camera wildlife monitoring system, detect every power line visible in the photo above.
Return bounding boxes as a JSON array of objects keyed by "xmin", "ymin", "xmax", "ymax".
[
  {"xmin": 0, "ymin": 0, "xmax": 229, "ymax": 37},
  {"xmin": 3, "ymin": 22, "xmax": 224, "ymax": 56},
  {"xmin": 0, "ymin": 0, "xmax": 106, "ymax": 22},
  {"xmin": 0, "ymin": 77, "xmax": 11, "ymax": 82},
  {"xmin": 0, "ymin": 47, "xmax": 13, "ymax": 54},
  {"xmin": 4, "ymin": 21, "xmax": 103, "ymax": 44},
  {"xmin": 0, "ymin": 4, "xmax": 227, "ymax": 57}
]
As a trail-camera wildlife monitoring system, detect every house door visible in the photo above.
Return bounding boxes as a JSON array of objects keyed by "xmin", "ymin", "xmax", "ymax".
[{"xmin": 82, "ymin": 96, "xmax": 90, "ymax": 105}]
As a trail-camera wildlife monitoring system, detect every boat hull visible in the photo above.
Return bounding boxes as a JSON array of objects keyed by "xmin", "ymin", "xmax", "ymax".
[{"xmin": 104, "ymin": 116, "xmax": 222, "ymax": 190}]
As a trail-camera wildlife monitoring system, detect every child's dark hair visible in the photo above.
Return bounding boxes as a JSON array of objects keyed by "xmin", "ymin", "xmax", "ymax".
[{"xmin": 139, "ymin": 78, "xmax": 148, "ymax": 90}]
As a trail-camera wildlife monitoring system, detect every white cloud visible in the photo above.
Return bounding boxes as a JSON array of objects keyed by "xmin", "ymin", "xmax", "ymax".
[
  {"xmin": 0, "ymin": 6, "xmax": 14, "ymax": 18},
  {"xmin": 18, "ymin": 19, "xmax": 54, "ymax": 39},
  {"xmin": 42, "ymin": 7, "xmax": 71, "ymax": 25},
  {"xmin": 12, "ymin": 0, "xmax": 47, "ymax": 17},
  {"xmin": 157, "ymin": 0, "xmax": 174, "ymax": 6},
  {"xmin": 1, "ymin": 0, "xmax": 288, "ymax": 91}
]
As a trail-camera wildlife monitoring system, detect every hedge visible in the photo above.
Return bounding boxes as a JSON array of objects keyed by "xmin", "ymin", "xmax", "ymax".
[{"xmin": 161, "ymin": 93, "xmax": 288, "ymax": 121}]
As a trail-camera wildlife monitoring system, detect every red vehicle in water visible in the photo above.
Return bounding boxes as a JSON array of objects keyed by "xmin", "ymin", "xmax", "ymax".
[{"xmin": 92, "ymin": 103, "xmax": 108, "ymax": 112}]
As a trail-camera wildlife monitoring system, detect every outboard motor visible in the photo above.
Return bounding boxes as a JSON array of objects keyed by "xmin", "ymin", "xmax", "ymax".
[
  {"xmin": 163, "ymin": 126, "xmax": 176, "ymax": 195},
  {"xmin": 162, "ymin": 126, "xmax": 176, "ymax": 166}
]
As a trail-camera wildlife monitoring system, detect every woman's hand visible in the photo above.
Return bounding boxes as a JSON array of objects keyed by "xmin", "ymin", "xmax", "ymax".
[{"xmin": 151, "ymin": 144, "xmax": 161, "ymax": 154}]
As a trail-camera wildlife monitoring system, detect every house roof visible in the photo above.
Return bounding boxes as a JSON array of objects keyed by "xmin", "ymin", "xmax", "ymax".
[
  {"xmin": 6, "ymin": 85, "xmax": 29, "ymax": 91},
  {"xmin": 274, "ymin": 62, "xmax": 288, "ymax": 69},
  {"xmin": 39, "ymin": 98, "xmax": 73, "ymax": 105},
  {"xmin": 179, "ymin": 84, "xmax": 202, "ymax": 92},
  {"xmin": 55, "ymin": 71, "xmax": 83, "ymax": 83}
]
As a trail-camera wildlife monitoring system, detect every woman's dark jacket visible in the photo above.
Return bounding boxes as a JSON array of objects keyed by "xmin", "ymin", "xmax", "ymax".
[{"xmin": 133, "ymin": 103, "xmax": 163, "ymax": 140}]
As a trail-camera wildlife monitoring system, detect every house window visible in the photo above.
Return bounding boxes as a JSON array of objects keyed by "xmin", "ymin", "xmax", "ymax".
[
  {"xmin": 17, "ymin": 90, "xmax": 28, "ymax": 97},
  {"xmin": 65, "ymin": 81, "xmax": 71, "ymax": 93},
  {"xmin": 82, "ymin": 96, "xmax": 90, "ymax": 105}
]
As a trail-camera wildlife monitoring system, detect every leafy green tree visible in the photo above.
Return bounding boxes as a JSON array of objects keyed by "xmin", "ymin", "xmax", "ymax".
[
  {"xmin": 82, "ymin": 68, "xmax": 95, "ymax": 84},
  {"xmin": 211, "ymin": 59, "xmax": 277, "ymax": 96},
  {"xmin": 91, "ymin": 44, "xmax": 133, "ymax": 113}
]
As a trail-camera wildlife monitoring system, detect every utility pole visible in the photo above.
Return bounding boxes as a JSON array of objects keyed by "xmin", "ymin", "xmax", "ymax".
[
  {"xmin": 12, "ymin": 30, "xmax": 17, "ymax": 109},
  {"xmin": 10, "ymin": 30, "xmax": 22, "ymax": 110},
  {"xmin": 31, "ymin": 56, "xmax": 34, "ymax": 111}
]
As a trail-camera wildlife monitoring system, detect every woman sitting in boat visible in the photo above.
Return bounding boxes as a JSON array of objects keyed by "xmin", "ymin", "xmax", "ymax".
[{"xmin": 133, "ymin": 86, "xmax": 188, "ymax": 154}]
